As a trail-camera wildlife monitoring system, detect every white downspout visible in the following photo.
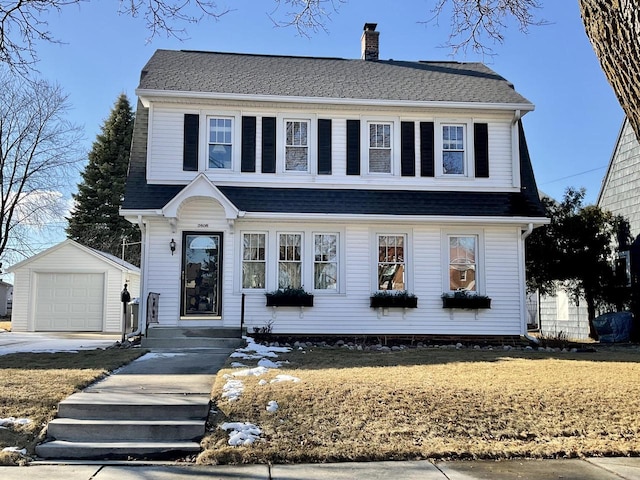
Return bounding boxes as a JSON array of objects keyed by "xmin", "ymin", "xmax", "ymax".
[
  {"xmin": 126, "ymin": 215, "xmax": 147, "ymax": 339},
  {"xmin": 520, "ymin": 223, "xmax": 539, "ymax": 344}
]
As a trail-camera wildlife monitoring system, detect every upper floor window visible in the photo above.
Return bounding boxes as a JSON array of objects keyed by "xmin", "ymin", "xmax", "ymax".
[
  {"xmin": 369, "ymin": 122, "xmax": 392, "ymax": 173},
  {"xmin": 314, "ymin": 233, "xmax": 338, "ymax": 290},
  {"xmin": 377, "ymin": 234, "xmax": 405, "ymax": 291},
  {"xmin": 208, "ymin": 117, "xmax": 233, "ymax": 169},
  {"xmin": 242, "ymin": 233, "xmax": 266, "ymax": 289},
  {"xmin": 285, "ymin": 120, "xmax": 309, "ymax": 172},
  {"xmin": 448, "ymin": 235, "xmax": 477, "ymax": 291},
  {"xmin": 442, "ymin": 124, "xmax": 465, "ymax": 175},
  {"xmin": 278, "ymin": 233, "xmax": 302, "ymax": 288}
]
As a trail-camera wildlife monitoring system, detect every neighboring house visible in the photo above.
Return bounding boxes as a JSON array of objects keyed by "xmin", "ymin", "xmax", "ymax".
[
  {"xmin": 121, "ymin": 24, "xmax": 547, "ymax": 338},
  {"xmin": 598, "ymin": 117, "xmax": 640, "ymax": 237},
  {"xmin": 8, "ymin": 240, "xmax": 140, "ymax": 332},
  {"xmin": 0, "ymin": 281, "xmax": 12, "ymax": 317},
  {"xmin": 530, "ymin": 291, "xmax": 590, "ymax": 340}
]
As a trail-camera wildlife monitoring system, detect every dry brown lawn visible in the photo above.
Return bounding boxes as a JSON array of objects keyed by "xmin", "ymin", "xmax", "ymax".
[
  {"xmin": 0, "ymin": 320, "xmax": 11, "ymax": 331},
  {"xmin": 0, "ymin": 349, "xmax": 145, "ymax": 464},
  {"xmin": 201, "ymin": 346, "xmax": 640, "ymax": 464}
]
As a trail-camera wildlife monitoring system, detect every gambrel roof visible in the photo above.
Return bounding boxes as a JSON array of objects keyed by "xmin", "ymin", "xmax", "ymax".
[{"xmin": 137, "ymin": 50, "xmax": 532, "ymax": 107}]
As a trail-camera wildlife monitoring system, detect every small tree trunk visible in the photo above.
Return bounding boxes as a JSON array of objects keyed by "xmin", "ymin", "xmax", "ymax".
[{"xmin": 585, "ymin": 290, "xmax": 599, "ymax": 340}]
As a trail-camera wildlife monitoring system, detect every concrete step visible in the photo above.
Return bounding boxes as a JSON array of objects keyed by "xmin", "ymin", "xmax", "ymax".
[
  {"xmin": 141, "ymin": 336, "xmax": 244, "ymax": 349},
  {"xmin": 47, "ymin": 418, "xmax": 205, "ymax": 442},
  {"xmin": 145, "ymin": 327, "xmax": 242, "ymax": 339},
  {"xmin": 35, "ymin": 440, "xmax": 202, "ymax": 460},
  {"xmin": 57, "ymin": 392, "xmax": 210, "ymax": 420}
]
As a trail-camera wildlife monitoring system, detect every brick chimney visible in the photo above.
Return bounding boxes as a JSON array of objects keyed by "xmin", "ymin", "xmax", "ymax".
[{"xmin": 361, "ymin": 23, "xmax": 379, "ymax": 61}]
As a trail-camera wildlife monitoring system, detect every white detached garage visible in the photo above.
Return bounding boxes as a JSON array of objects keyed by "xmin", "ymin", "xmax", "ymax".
[{"xmin": 8, "ymin": 240, "xmax": 140, "ymax": 332}]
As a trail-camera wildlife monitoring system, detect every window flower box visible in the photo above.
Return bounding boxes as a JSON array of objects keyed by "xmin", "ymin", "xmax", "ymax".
[
  {"xmin": 265, "ymin": 288, "xmax": 314, "ymax": 307},
  {"xmin": 442, "ymin": 291, "xmax": 491, "ymax": 309},
  {"xmin": 370, "ymin": 291, "xmax": 418, "ymax": 309}
]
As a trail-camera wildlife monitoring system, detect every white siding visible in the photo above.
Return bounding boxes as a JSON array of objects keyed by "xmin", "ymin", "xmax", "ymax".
[
  {"xmin": 145, "ymin": 102, "xmax": 518, "ymax": 192},
  {"xmin": 9, "ymin": 242, "xmax": 140, "ymax": 333},
  {"xmin": 539, "ymin": 290, "xmax": 590, "ymax": 340},
  {"xmin": 143, "ymin": 196, "xmax": 529, "ymax": 336}
]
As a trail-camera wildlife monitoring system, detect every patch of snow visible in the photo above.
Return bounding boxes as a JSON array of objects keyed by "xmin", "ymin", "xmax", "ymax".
[
  {"xmin": 231, "ymin": 362, "xmax": 248, "ymax": 368},
  {"xmin": 270, "ymin": 374, "xmax": 301, "ymax": 383},
  {"xmin": 266, "ymin": 400, "xmax": 279, "ymax": 413},
  {"xmin": 2, "ymin": 447, "xmax": 27, "ymax": 455},
  {"xmin": 0, "ymin": 417, "xmax": 31, "ymax": 427},
  {"xmin": 257, "ymin": 358, "xmax": 286, "ymax": 369},
  {"xmin": 221, "ymin": 379, "xmax": 244, "ymax": 402},
  {"xmin": 258, "ymin": 379, "xmax": 268, "ymax": 386},
  {"xmin": 134, "ymin": 352, "xmax": 186, "ymax": 361},
  {"xmin": 220, "ymin": 422, "xmax": 262, "ymax": 446}
]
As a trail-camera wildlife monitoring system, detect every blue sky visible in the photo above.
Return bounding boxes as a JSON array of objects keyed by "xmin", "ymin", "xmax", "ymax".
[{"xmin": 31, "ymin": 0, "xmax": 622, "ymax": 248}]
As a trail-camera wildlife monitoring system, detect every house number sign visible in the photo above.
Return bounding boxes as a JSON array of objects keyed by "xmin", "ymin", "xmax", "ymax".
[{"xmin": 197, "ymin": 223, "xmax": 209, "ymax": 228}]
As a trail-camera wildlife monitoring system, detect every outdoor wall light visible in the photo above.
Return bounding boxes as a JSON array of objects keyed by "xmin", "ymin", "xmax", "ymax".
[{"xmin": 170, "ymin": 238, "xmax": 176, "ymax": 255}]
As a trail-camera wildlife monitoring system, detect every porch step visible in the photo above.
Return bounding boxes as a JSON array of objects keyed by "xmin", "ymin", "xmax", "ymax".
[
  {"xmin": 46, "ymin": 418, "xmax": 204, "ymax": 442},
  {"xmin": 142, "ymin": 327, "xmax": 244, "ymax": 349},
  {"xmin": 37, "ymin": 391, "xmax": 213, "ymax": 459},
  {"xmin": 35, "ymin": 441, "xmax": 201, "ymax": 460},
  {"xmin": 57, "ymin": 392, "xmax": 210, "ymax": 420}
]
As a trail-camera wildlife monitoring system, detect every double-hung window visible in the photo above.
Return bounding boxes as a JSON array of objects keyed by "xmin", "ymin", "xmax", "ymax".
[
  {"xmin": 314, "ymin": 233, "xmax": 338, "ymax": 290},
  {"xmin": 242, "ymin": 233, "xmax": 266, "ymax": 289},
  {"xmin": 278, "ymin": 233, "xmax": 302, "ymax": 289},
  {"xmin": 448, "ymin": 235, "xmax": 477, "ymax": 291},
  {"xmin": 285, "ymin": 120, "xmax": 309, "ymax": 171},
  {"xmin": 377, "ymin": 234, "xmax": 405, "ymax": 291},
  {"xmin": 369, "ymin": 122, "xmax": 392, "ymax": 173},
  {"xmin": 442, "ymin": 124, "xmax": 465, "ymax": 175},
  {"xmin": 208, "ymin": 117, "xmax": 233, "ymax": 169}
]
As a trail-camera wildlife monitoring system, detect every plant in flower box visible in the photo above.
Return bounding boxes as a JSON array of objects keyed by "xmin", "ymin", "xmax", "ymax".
[
  {"xmin": 370, "ymin": 290, "xmax": 418, "ymax": 309},
  {"xmin": 265, "ymin": 287, "xmax": 314, "ymax": 307},
  {"xmin": 441, "ymin": 290, "xmax": 491, "ymax": 309}
]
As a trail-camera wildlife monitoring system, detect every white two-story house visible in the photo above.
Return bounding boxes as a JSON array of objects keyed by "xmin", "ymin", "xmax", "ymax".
[{"xmin": 121, "ymin": 24, "xmax": 547, "ymax": 340}]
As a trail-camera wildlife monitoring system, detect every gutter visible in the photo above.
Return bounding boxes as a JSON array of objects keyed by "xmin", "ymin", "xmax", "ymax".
[
  {"xmin": 521, "ymin": 223, "xmax": 534, "ymax": 239},
  {"xmin": 126, "ymin": 215, "xmax": 147, "ymax": 340}
]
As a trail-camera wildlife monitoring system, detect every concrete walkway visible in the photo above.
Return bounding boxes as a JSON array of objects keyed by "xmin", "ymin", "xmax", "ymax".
[
  {"xmin": 0, "ymin": 331, "xmax": 120, "ymax": 355},
  {"xmin": 1, "ymin": 457, "xmax": 640, "ymax": 479}
]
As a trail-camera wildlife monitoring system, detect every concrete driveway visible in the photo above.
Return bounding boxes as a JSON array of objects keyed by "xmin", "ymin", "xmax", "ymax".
[{"xmin": 0, "ymin": 331, "xmax": 120, "ymax": 355}]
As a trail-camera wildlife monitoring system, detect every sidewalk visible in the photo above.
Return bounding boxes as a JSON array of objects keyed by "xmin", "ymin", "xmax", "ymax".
[{"xmin": 1, "ymin": 457, "xmax": 640, "ymax": 479}]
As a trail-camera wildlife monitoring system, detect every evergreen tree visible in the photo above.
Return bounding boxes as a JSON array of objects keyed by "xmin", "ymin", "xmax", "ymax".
[{"xmin": 66, "ymin": 94, "xmax": 140, "ymax": 265}]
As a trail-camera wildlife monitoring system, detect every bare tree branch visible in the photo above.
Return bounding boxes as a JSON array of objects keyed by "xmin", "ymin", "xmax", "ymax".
[
  {"xmin": 425, "ymin": 0, "xmax": 548, "ymax": 57},
  {"xmin": 268, "ymin": 0, "xmax": 345, "ymax": 37},
  {"xmin": 0, "ymin": 69, "xmax": 83, "ymax": 265}
]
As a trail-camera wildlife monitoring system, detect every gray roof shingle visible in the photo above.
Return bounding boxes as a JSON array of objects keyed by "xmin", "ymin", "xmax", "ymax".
[{"xmin": 137, "ymin": 50, "xmax": 532, "ymax": 106}]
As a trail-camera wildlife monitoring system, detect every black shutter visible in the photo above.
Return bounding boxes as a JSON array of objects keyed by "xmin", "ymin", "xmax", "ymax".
[
  {"xmin": 318, "ymin": 119, "xmax": 332, "ymax": 175},
  {"xmin": 346, "ymin": 119, "xmax": 361, "ymax": 176},
  {"xmin": 241, "ymin": 116, "xmax": 257, "ymax": 172},
  {"xmin": 474, "ymin": 123, "xmax": 490, "ymax": 178},
  {"xmin": 183, "ymin": 114, "xmax": 199, "ymax": 171},
  {"xmin": 401, "ymin": 121, "xmax": 416, "ymax": 177},
  {"xmin": 261, "ymin": 117, "xmax": 276, "ymax": 173},
  {"xmin": 420, "ymin": 122, "xmax": 434, "ymax": 177}
]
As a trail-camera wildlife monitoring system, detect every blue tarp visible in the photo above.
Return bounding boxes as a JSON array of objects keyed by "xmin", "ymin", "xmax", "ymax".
[{"xmin": 593, "ymin": 311, "xmax": 634, "ymax": 343}]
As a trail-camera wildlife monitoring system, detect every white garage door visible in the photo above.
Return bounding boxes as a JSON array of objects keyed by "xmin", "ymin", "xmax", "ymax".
[{"xmin": 35, "ymin": 273, "xmax": 104, "ymax": 331}]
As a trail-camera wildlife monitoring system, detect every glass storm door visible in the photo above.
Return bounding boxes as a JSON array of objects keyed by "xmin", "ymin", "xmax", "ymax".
[{"xmin": 182, "ymin": 233, "xmax": 223, "ymax": 316}]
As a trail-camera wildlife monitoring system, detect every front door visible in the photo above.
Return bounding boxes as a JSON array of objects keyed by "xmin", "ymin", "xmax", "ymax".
[{"xmin": 181, "ymin": 232, "xmax": 223, "ymax": 317}]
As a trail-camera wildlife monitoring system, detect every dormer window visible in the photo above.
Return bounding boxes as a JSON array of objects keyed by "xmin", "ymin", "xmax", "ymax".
[
  {"xmin": 285, "ymin": 120, "xmax": 309, "ymax": 172},
  {"xmin": 208, "ymin": 117, "xmax": 233, "ymax": 169}
]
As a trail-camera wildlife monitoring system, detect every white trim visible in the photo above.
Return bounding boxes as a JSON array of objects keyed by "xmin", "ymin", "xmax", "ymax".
[
  {"xmin": 370, "ymin": 229, "xmax": 413, "ymax": 293},
  {"xmin": 204, "ymin": 113, "xmax": 241, "ymax": 172},
  {"xmin": 276, "ymin": 231, "xmax": 304, "ymax": 290},
  {"xmin": 239, "ymin": 231, "xmax": 268, "ymax": 292},
  {"xmin": 435, "ymin": 119, "xmax": 474, "ymax": 178},
  {"xmin": 137, "ymin": 89, "xmax": 535, "ymax": 112},
  {"xmin": 161, "ymin": 174, "xmax": 240, "ymax": 219},
  {"xmin": 280, "ymin": 115, "xmax": 316, "ymax": 174},
  {"xmin": 311, "ymin": 231, "xmax": 341, "ymax": 294},
  {"xmin": 441, "ymin": 229, "xmax": 485, "ymax": 295}
]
